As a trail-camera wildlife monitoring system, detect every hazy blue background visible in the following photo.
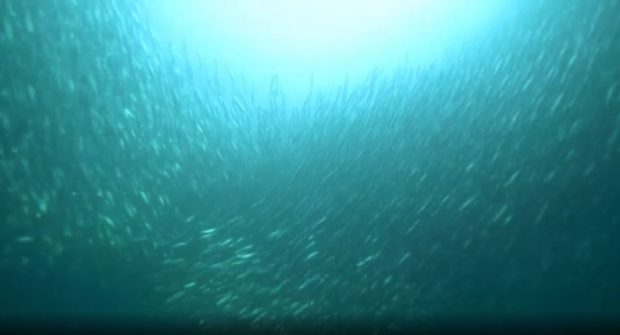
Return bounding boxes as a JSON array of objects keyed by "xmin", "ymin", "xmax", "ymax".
[{"xmin": 0, "ymin": 0, "xmax": 618, "ymax": 330}]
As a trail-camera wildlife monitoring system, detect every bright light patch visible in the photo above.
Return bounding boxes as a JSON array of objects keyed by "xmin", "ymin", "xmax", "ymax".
[
  {"xmin": 147, "ymin": 0, "xmax": 508, "ymax": 105},
  {"xmin": 234, "ymin": 0, "xmax": 405, "ymax": 58}
]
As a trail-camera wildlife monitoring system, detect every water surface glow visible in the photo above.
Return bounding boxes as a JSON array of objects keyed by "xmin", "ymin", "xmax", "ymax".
[{"xmin": 148, "ymin": 0, "xmax": 509, "ymax": 104}]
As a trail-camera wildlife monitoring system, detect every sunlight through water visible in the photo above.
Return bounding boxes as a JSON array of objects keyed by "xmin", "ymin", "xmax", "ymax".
[{"xmin": 148, "ymin": 0, "xmax": 510, "ymax": 106}]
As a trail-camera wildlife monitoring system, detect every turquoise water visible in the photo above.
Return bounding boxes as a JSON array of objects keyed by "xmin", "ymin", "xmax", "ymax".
[{"xmin": 0, "ymin": 0, "xmax": 618, "ymax": 328}]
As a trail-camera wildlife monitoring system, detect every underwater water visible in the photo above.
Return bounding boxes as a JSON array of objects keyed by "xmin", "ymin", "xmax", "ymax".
[{"xmin": 0, "ymin": 0, "xmax": 619, "ymax": 330}]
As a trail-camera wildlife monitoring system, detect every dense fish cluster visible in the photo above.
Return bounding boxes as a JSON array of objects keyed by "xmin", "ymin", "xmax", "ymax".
[{"xmin": 0, "ymin": 0, "xmax": 619, "ymax": 328}]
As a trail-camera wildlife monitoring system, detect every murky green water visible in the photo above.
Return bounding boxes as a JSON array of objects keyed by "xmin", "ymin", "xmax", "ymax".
[{"xmin": 0, "ymin": 0, "xmax": 618, "ymax": 328}]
